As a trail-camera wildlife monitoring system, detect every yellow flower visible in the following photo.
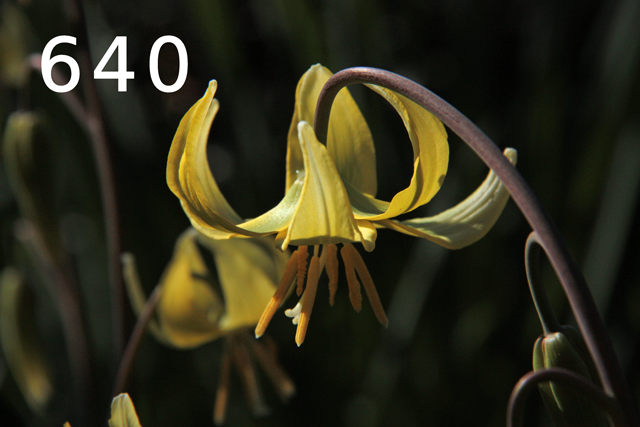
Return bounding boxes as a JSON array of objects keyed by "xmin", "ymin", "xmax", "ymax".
[
  {"xmin": 122, "ymin": 228, "xmax": 289, "ymax": 348},
  {"xmin": 108, "ymin": 394, "xmax": 142, "ymax": 427},
  {"xmin": 122, "ymin": 229, "xmax": 295, "ymax": 423},
  {"xmin": 167, "ymin": 64, "xmax": 517, "ymax": 346}
]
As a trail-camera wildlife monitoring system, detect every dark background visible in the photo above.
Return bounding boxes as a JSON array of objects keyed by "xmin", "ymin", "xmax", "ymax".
[{"xmin": 1, "ymin": 0, "xmax": 640, "ymax": 426}]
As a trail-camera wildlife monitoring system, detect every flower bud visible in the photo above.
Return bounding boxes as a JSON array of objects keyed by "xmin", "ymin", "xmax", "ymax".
[{"xmin": 533, "ymin": 326, "xmax": 608, "ymax": 427}]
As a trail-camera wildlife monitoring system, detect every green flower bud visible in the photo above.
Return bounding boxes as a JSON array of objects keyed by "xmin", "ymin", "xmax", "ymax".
[{"xmin": 532, "ymin": 326, "xmax": 608, "ymax": 427}]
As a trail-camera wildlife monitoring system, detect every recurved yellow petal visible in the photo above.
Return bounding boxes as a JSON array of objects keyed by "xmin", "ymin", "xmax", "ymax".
[
  {"xmin": 197, "ymin": 235, "xmax": 288, "ymax": 332},
  {"xmin": 278, "ymin": 121, "xmax": 363, "ymax": 250},
  {"xmin": 156, "ymin": 228, "xmax": 225, "ymax": 348},
  {"xmin": 380, "ymin": 148, "xmax": 517, "ymax": 249},
  {"xmin": 108, "ymin": 393, "xmax": 142, "ymax": 427},
  {"xmin": 286, "ymin": 64, "xmax": 377, "ymax": 196},
  {"xmin": 167, "ymin": 80, "xmax": 247, "ymax": 238},
  {"xmin": 167, "ymin": 81, "xmax": 311, "ymax": 240},
  {"xmin": 345, "ymin": 84, "xmax": 449, "ymax": 221}
]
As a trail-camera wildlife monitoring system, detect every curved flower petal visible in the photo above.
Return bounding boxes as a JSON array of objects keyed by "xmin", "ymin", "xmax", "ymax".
[
  {"xmin": 277, "ymin": 121, "xmax": 366, "ymax": 250},
  {"xmin": 155, "ymin": 228, "xmax": 225, "ymax": 348},
  {"xmin": 196, "ymin": 234, "xmax": 288, "ymax": 332},
  {"xmin": 167, "ymin": 80, "xmax": 245, "ymax": 236},
  {"xmin": 286, "ymin": 64, "xmax": 377, "ymax": 197},
  {"xmin": 378, "ymin": 148, "xmax": 517, "ymax": 249},
  {"xmin": 345, "ymin": 84, "xmax": 449, "ymax": 221},
  {"xmin": 168, "ymin": 81, "xmax": 313, "ymax": 241},
  {"xmin": 109, "ymin": 394, "xmax": 142, "ymax": 427}
]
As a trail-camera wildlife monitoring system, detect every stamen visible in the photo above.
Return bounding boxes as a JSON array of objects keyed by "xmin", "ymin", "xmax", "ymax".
[
  {"xmin": 295, "ymin": 255, "xmax": 321, "ymax": 346},
  {"xmin": 213, "ymin": 340, "xmax": 232, "ymax": 425},
  {"xmin": 244, "ymin": 334, "xmax": 296, "ymax": 401},
  {"xmin": 343, "ymin": 244, "xmax": 389, "ymax": 327},
  {"xmin": 255, "ymin": 250, "xmax": 299, "ymax": 338},
  {"xmin": 341, "ymin": 245, "xmax": 363, "ymax": 312},
  {"xmin": 231, "ymin": 335, "xmax": 269, "ymax": 417},
  {"xmin": 325, "ymin": 244, "xmax": 339, "ymax": 306},
  {"xmin": 296, "ymin": 246, "xmax": 309, "ymax": 296}
]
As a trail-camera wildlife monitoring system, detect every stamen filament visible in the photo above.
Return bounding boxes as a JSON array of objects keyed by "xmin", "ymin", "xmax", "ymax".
[
  {"xmin": 255, "ymin": 250, "xmax": 299, "ymax": 338},
  {"xmin": 213, "ymin": 340, "xmax": 232, "ymax": 425},
  {"xmin": 231, "ymin": 336, "xmax": 269, "ymax": 417},
  {"xmin": 341, "ymin": 245, "xmax": 363, "ymax": 312},
  {"xmin": 326, "ymin": 244, "xmax": 339, "ymax": 306},
  {"xmin": 244, "ymin": 334, "xmax": 296, "ymax": 401},
  {"xmin": 344, "ymin": 244, "xmax": 389, "ymax": 327},
  {"xmin": 296, "ymin": 246, "xmax": 309, "ymax": 296},
  {"xmin": 295, "ymin": 255, "xmax": 321, "ymax": 346}
]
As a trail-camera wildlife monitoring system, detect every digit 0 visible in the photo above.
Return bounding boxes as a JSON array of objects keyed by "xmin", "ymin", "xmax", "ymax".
[{"xmin": 149, "ymin": 36, "xmax": 188, "ymax": 93}]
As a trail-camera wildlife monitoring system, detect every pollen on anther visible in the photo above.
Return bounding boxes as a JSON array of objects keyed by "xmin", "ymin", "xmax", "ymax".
[
  {"xmin": 296, "ymin": 246, "xmax": 309, "ymax": 296},
  {"xmin": 255, "ymin": 250, "xmax": 299, "ymax": 338},
  {"xmin": 326, "ymin": 244, "xmax": 339, "ymax": 306},
  {"xmin": 341, "ymin": 245, "xmax": 363, "ymax": 313},
  {"xmin": 295, "ymin": 255, "xmax": 320, "ymax": 346},
  {"xmin": 344, "ymin": 244, "xmax": 389, "ymax": 327}
]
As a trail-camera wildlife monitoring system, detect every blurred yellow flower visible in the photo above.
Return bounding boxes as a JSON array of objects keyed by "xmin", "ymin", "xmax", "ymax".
[
  {"xmin": 108, "ymin": 393, "xmax": 142, "ymax": 427},
  {"xmin": 122, "ymin": 229, "xmax": 294, "ymax": 423},
  {"xmin": 122, "ymin": 228, "xmax": 289, "ymax": 348},
  {"xmin": 167, "ymin": 64, "xmax": 517, "ymax": 345}
]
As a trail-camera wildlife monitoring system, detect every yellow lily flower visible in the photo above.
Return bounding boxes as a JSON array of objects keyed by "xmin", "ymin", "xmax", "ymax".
[
  {"xmin": 122, "ymin": 229, "xmax": 295, "ymax": 423},
  {"xmin": 167, "ymin": 64, "xmax": 517, "ymax": 346},
  {"xmin": 122, "ymin": 228, "xmax": 289, "ymax": 348}
]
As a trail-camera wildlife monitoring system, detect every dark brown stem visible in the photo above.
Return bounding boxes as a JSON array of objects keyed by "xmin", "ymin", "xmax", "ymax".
[
  {"xmin": 63, "ymin": 0, "xmax": 125, "ymax": 361},
  {"xmin": 314, "ymin": 67, "xmax": 637, "ymax": 426},
  {"xmin": 507, "ymin": 368, "xmax": 624, "ymax": 427},
  {"xmin": 112, "ymin": 285, "xmax": 162, "ymax": 396}
]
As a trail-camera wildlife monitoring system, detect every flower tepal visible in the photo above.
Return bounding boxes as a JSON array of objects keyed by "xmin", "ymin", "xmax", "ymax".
[{"xmin": 167, "ymin": 64, "xmax": 517, "ymax": 345}]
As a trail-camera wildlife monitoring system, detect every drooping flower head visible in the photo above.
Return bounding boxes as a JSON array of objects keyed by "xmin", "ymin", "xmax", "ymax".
[
  {"xmin": 167, "ymin": 64, "xmax": 517, "ymax": 346},
  {"xmin": 122, "ymin": 229, "xmax": 295, "ymax": 423}
]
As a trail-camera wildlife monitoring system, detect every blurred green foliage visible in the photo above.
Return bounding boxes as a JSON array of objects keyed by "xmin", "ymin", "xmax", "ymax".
[{"xmin": 1, "ymin": 0, "xmax": 639, "ymax": 426}]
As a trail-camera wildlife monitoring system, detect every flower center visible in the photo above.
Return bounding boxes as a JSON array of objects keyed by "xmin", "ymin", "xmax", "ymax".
[{"xmin": 255, "ymin": 243, "xmax": 388, "ymax": 346}]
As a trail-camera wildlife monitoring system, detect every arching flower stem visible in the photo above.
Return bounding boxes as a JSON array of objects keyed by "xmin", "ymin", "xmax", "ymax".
[
  {"xmin": 507, "ymin": 368, "xmax": 625, "ymax": 427},
  {"xmin": 314, "ymin": 67, "xmax": 637, "ymax": 426}
]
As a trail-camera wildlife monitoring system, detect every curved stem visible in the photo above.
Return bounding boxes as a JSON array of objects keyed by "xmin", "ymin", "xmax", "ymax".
[
  {"xmin": 526, "ymin": 231, "xmax": 562, "ymax": 335},
  {"xmin": 64, "ymin": 0, "xmax": 125, "ymax": 361},
  {"xmin": 314, "ymin": 67, "xmax": 637, "ymax": 426},
  {"xmin": 112, "ymin": 284, "xmax": 162, "ymax": 397},
  {"xmin": 507, "ymin": 368, "xmax": 625, "ymax": 427}
]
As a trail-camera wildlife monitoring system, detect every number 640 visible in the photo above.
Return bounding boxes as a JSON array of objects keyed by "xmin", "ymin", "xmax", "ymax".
[{"xmin": 41, "ymin": 35, "xmax": 188, "ymax": 93}]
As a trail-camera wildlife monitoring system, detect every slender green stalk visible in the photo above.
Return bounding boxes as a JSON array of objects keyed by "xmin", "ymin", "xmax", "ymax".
[
  {"xmin": 526, "ymin": 231, "xmax": 562, "ymax": 335},
  {"xmin": 314, "ymin": 67, "xmax": 637, "ymax": 426}
]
